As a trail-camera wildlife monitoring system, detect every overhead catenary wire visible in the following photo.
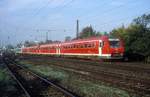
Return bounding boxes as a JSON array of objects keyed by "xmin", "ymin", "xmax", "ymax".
[
  {"xmin": 80, "ymin": 0, "xmax": 139, "ymax": 24},
  {"xmin": 33, "ymin": 0, "xmax": 54, "ymax": 17},
  {"xmin": 94, "ymin": 9, "xmax": 150, "ymax": 32},
  {"xmin": 76, "ymin": 0, "xmax": 150, "ymax": 33},
  {"xmin": 2, "ymin": 0, "xmax": 150, "ymax": 45},
  {"xmin": 77, "ymin": 0, "xmax": 122, "ymax": 19},
  {"xmin": 34, "ymin": 0, "xmax": 149, "ymax": 39},
  {"xmin": 32, "ymin": 0, "xmax": 75, "ymax": 31},
  {"xmin": 35, "ymin": 0, "xmax": 75, "ymax": 40}
]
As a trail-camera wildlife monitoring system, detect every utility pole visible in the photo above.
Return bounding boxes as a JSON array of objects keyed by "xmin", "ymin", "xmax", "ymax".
[
  {"xmin": 46, "ymin": 30, "xmax": 51, "ymax": 42},
  {"xmin": 0, "ymin": 40, "xmax": 1, "ymax": 48},
  {"xmin": 46, "ymin": 31, "xmax": 48, "ymax": 42},
  {"xmin": 8, "ymin": 36, "xmax": 10, "ymax": 45},
  {"xmin": 76, "ymin": 19, "xmax": 79, "ymax": 39}
]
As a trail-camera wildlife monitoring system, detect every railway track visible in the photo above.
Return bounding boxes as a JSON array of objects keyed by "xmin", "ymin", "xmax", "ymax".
[
  {"xmin": 21, "ymin": 55, "xmax": 150, "ymax": 74},
  {"xmin": 3, "ymin": 59, "xmax": 79, "ymax": 97},
  {"xmin": 20, "ymin": 56, "xmax": 150, "ymax": 96},
  {"xmin": 40, "ymin": 62, "xmax": 150, "ymax": 96}
]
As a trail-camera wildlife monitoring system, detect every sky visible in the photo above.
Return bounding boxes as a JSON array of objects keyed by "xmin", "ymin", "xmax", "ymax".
[{"xmin": 0, "ymin": 0, "xmax": 150, "ymax": 46}]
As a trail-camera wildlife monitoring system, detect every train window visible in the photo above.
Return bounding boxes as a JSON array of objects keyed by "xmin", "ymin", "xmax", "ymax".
[
  {"xmin": 84, "ymin": 44, "xmax": 88, "ymax": 48},
  {"xmin": 100, "ymin": 43, "xmax": 102, "ymax": 47},
  {"xmin": 87, "ymin": 44, "xmax": 91, "ymax": 48},
  {"xmin": 75, "ymin": 45, "xmax": 78, "ymax": 48},
  {"xmin": 77, "ymin": 45, "xmax": 80, "ymax": 48},
  {"xmin": 91, "ymin": 43, "xmax": 94, "ymax": 47},
  {"xmin": 109, "ymin": 40, "xmax": 120, "ymax": 48},
  {"xmin": 100, "ymin": 41, "xmax": 104, "ymax": 47},
  {"xmin": 72, "ymin": 45, "xmax": 74, "ymax": 48}
]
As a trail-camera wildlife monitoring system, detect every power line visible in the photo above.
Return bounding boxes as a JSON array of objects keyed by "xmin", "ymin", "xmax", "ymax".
[
  {"xmin": 15, "ymin": 0, "xmax": 74, "ymax": 35},
  {"xmin": 31, "ymin": 0, "xmax": 75, "ymax": 35},
  {"xmin": 60, "ymin": 0, "xmax": 74, "ymax": 9},
  {"xmin": 95, "ymin": 10, "xmax": 150, "ymax": 31},
  {"xmin": 80, "ymin": 0, "xmax": 139, "ymax": 24},
  {"xmin": 78, "ymin": 0, "xmax": 150, "ymax": 32},
  {"xmin": 33, "ymin": 0, "xmax": 54, "ymax": 17},
  {"xmin": 77, "ymin": 0, "xmax": 116, "ymax": 19}
]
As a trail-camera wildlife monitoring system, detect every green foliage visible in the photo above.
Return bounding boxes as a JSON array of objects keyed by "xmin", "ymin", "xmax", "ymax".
[
  {"xmin": 20, "ymin": 62, "xmax": 68, "ymax": 81},
  {"xmin": 96, "ymin": 32, "xmax": 102, "ymax": 36},
  {"xmin": 5, "ymin": 44, "xmax": 14, "ymax": 50},
  {"xmin": 110, "ymin": 14, "xmax": 150, "ymax": 61},
  {"xmin": 110, "ymin": 25, "xmax": 126, "ymax": 39},
  {"xmin": 72, "ymin": 80, "xmax": 129, "ymax": 97},
  {"xmin": 133, "ymin": 14, "xmax": 150, "ymax": 29},
  {"xmin": 65, "ymin": 36, "xmax": 72, "ymax": 41},
  {"xmin": 24, "ymin": 41, "xmax": 36, "ymax": 47},
  {"xmin": 79, "ymin": 26, "xmax": 103, "ymax": 39},
  {"xmin": 20, "ymin": 61, "xmax": 130, "ymax": 97},
  {"xmin": 79, "ymin": 26, "xmax": 96, "ymax": 39},
  {"xmin": 0, "ymin": 66, "xmax": 18, "ymax": 96}
]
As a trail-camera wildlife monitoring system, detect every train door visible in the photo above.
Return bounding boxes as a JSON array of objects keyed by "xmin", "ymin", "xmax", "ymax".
[
  {"xmin": 56, "ymin": 45, "xmax": 60, "ymax": 55},
  {"xmin": 99, "ymin": 40, "xmax": 103, "ymax": 56},
  {"xmin": 56, "ymin": 47, "xmax": 58, "ymax": 54},
  {"xmin": 58, "ymin": 44, "xmax": 60, "ymax": 55}
]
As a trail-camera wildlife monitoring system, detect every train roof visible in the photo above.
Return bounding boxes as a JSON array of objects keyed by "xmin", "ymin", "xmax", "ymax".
[
  {"xmin": 40, "ymin": 43, "xmax": 59, "ymax": 47},
  {"xmin": 23, "ymin": 35, "xmax": 111, "ymax": 48},
  {"xmin": 61, "ymin": 35, "xmax": 109, "ymax": 44},
  {"xmin": 23, "ymin": 45, "xmax": 38, "ymax": 49}
]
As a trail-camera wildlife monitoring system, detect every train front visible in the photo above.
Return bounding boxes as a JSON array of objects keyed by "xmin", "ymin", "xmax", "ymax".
[{"xmin": 108, "ymin": 38, "xmax": 124, "ymax": 59}]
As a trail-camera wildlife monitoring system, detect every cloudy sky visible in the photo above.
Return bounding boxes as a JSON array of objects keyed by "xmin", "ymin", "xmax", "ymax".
[{"xmin": 0, "ymin": 0, "xmax": 150, "ymax": 46}]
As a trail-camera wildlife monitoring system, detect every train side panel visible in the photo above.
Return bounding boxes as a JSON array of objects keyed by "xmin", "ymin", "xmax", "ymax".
[{"xmin": 60, "ymin": 40, "xmax": 99, "ymax": 56}]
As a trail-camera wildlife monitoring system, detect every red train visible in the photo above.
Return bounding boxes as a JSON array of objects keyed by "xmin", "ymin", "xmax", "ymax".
[{"xmin": 21, "ymin": 36, "xmax": 124, "ymax": 59}]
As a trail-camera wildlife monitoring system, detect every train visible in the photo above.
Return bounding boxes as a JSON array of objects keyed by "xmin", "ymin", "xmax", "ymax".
[{"xmin": 21, "ymin": 35, "xmax": 125, "ymax": 59}]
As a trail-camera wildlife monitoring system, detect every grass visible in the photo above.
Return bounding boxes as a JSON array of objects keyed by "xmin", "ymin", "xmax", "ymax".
[
  {"xmin": 21, "ymin": 63, "xmax": 69, "ymax": 81},
  {"xmin": 71, "ymin": 80, "xmax": 130, "ymax": 97},
  {"xmin": 0, "ymin": 64, "xmax": 18, "ymax": 96},
  {"xmin": 20, "ymin": 60, "xmax": 131, "ymax": 97}
]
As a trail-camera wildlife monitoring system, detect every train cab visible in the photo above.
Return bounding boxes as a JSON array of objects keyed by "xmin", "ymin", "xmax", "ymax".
[
  {"xmin": 109, "ymin": 38, "xmax": 124, "ymax": 59},
  {"xmin": 99, "ymin": 36, "xmax": 124, "ymax": 59}
]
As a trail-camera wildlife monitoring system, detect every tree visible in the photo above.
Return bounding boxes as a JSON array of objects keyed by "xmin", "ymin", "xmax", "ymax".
[
  {"xmin": 79, "ymin": 26, "xmax": 96, "ymax": 39},
  {"xmin": 45, "ymin": 40, "xmax": 53, "ymax": 44},
  {"xmin": 110, "ymin": 13, "xmax": 150, "ymax": 62},
  {"xmin": 65, "ymin": 36, "xmax": 71, "ymax": 41},
  {"xmin": 6, "ymin": 44, "xmax": 14, "ymax": 50},
  {"xmin": 126, "ymin": 14, "xmax": 150, "ymax": 57},
  {"xmin": 16, "ymin": 43, "xmax": 22, "ymax": 48},
  {"xmin": 24, "ymin": 41, "xmax": 36, "ymax": 47},
  {"xmin": 133, "ymin": 14, "xmax": 150, "ymax": 29},
  {"xmin": 110, "ymin": 25, "xmax": 126, "ymax": 39},
  {"xmin": 96, "ymin": 32, "xmax": 102, "ymax": 36}
]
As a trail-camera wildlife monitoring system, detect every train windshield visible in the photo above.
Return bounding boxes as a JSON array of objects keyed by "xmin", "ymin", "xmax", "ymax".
[{"xmin": 109, "ymin": 39, "xmax": 120, "ymax": 48}]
